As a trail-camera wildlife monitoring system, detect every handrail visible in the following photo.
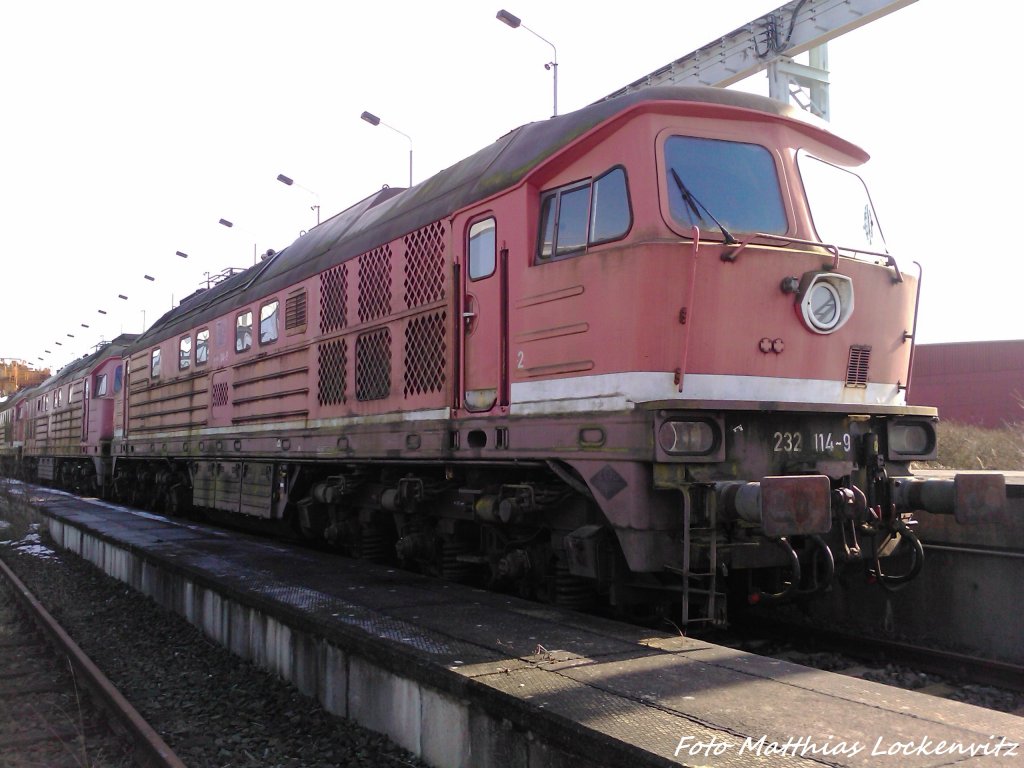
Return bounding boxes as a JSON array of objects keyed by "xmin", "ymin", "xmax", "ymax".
[{"xmin": 715, "ymin": 231, "xmax": 903, "ymax": 282}]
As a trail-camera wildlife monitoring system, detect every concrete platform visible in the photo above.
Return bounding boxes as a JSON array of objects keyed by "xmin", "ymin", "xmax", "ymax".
[{"xmin": 4, "ymin": 482, "xmax": 1023, "ymax": 768}]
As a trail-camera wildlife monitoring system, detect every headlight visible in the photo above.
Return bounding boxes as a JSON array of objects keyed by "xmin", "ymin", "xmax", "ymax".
[
  {"xmin": 658, "ymin": 419, "xmax": 719, "ymax": 455},
  {"xmin": 887, "ymin": 420, "xmax": 937, "ymax": 460},
  {"xmin": 806, "ymin": 281, "xmax": 841, "ymax": 330},
  {"xmin": 797, "ymin": 272, "xmax": 854, "ymax": 334}
]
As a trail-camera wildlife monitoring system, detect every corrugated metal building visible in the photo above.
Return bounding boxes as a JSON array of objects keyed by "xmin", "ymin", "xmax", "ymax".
[{"xmin": 908, "ymin": 340, "xmax": 1024, "ymax": 428}]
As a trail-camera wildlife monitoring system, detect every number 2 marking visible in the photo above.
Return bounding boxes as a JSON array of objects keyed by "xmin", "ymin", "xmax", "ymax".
[{"xmin": 516, "ymin": 350, "xmax": 525, "ymax": 369}]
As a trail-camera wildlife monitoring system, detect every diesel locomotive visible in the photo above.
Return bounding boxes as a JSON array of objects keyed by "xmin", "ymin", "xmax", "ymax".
[{"xmin": 1, "ymin": 85, "xmax": 1005, "ymax": 625}]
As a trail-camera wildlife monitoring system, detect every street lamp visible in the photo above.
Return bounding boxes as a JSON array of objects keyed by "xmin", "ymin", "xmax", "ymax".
[
  {"xmin": 497, "ymin": 9, "xmax": 558, "ymax": 117},
  {"xmin": 219, "ymin": 218, "xmax": 258, "ymax": 265},
  {"xmin": 276, "ymin": 173, "xmax": 321, "ymax": 225},
  {"xmin": 360, "ymin": 111, "xmax": 413, "ymax": 188}
]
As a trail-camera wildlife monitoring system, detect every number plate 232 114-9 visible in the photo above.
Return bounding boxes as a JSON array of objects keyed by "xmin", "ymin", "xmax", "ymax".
[{"xmin": 770, "ymin": 424, "xmax": 852, "ymax": 459}]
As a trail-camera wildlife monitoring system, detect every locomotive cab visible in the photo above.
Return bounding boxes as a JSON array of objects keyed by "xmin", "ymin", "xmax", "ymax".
[{"xmin": 503, "ymin": 90, "xmax": 1006, "ymax": 624}]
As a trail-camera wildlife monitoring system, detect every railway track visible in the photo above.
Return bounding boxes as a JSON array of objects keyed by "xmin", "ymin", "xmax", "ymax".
[
  {"xmin": 726, "ymin": 616, "xmax": 1024, "ymax": 713},
  {"xmin": 0, "ymin": 488, "xmax": 430, "ymax": 767},
  {"xmin": 0, "ymin": 554, "xmax": 186, "ymax": 768}
]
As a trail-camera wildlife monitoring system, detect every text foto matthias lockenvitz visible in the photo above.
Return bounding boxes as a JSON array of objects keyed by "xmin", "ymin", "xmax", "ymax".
[{"xmin": 674, "ymin": 734, "xmax": 1019, "ymax": 760}]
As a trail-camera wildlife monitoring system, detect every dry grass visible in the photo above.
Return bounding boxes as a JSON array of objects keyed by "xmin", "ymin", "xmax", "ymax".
[{"xmin": 918, "ymin": 421, "xmax": 1024, "ymax": 471}]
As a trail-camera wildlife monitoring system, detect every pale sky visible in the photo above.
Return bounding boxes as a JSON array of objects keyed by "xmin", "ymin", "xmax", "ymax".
[{"xmin": 2, "ymin": 0, "xmax": 1020, "ymax": 372}]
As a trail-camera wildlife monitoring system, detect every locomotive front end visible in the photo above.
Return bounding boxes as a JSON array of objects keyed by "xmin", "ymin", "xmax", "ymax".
[{"xmin": 634, "ymin": 101, "xmax": 1006, "ymax": 623}]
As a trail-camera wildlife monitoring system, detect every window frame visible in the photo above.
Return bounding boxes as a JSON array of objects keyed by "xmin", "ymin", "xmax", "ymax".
[
  {"xmin": 467, "ymin": 216, "xmax": 497, "ymax": 281},
  {"xmin": 658, "ymin": 130, "xmax": 789, "ymax": 240},
  {"xmin": 588, "ymin": 166, "xmax": 633, "ymax": 247},
  {"xmin": 259, "ymin": 299, "xmax": 280, "ymax": 346},
  {"xmin": 235, "ymin": 310, "xmax": 253, "ymax": 354},
  {"xmin": 95, "ymin": 373, "xmax": 108, "ymax": 397},
  {"xmin": 179, "ymin": 334, "xmax": 192, "ymax": 371},
  {"xmin": 195, "ymin": 328, "xmax": 210, "ymax": 366},
  {"xmin": 534, "ymin": 165, "xmax": 633, "ymax": 265},
  {"xmin": 151, "ymin": 347, "xmax": 162, "ymax": 378}
]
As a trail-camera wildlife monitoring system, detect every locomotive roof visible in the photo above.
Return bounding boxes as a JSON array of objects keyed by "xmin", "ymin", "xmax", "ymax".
[
  {"xmin": 130, "ymin": 85, "xmax": 863, "ymax": 353},
  {"xmin": 37, "ymin": 334, "xmax": 139, "ymax": 391}
]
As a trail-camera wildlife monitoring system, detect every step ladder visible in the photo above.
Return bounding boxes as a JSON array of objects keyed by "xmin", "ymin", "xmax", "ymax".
[{"xmin": 681, "ymin": 491, "xmax": 727, "ymax": 627}]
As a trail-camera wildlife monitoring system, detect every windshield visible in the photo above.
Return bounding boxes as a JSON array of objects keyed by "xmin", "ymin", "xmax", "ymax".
[
  {"xmin": 798, "ymin": 150, "xmax": 886, "ymax": 253},
  {"xmin": 664, "ymin": 136, "xmax": 787, "ymax": 236}
]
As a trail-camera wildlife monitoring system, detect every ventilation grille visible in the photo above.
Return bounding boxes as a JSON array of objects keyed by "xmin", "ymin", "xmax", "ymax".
[
  {"xmin": 285, "ymin": 290, "xmax": 307, "ymax": 330},
  {"xmin": 356, "ymin": 329, "xmax": 391, "ymax": 401},
  {"xmin": 405, "ymin": 311, "xmax": 447, "ymax": 397},
  {"xmin": 358, "ymin": 246, "xmax": 392, "ymax": 323},
  {"xmin": 404, "ymin": 222, "xmax": 446, "ymax": 309},
  {"xmin": 320, "ymin": 264, "xmax": 347, "ymax": 334},
  {"xmin": 317, "ymin": 339, "xmax": 347, "ymax": 406},
  {"xmin": 212, "ymin": 381, "xmax": 230, "ymax": 407},
  {"xmin": 846, "ymin": 345, "xmax": 871, "ymax": 387}
]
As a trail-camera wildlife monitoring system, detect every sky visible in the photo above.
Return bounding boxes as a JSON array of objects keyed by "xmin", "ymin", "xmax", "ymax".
[{"xmin": 1, "ymin": 0, "xmax": 1020, "ymax": 372}]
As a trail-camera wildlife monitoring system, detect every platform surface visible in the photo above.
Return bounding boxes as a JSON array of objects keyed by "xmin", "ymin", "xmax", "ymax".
[{"xmin": 9, "ymin": 484, "xmax": 1024, "ymax": 767}]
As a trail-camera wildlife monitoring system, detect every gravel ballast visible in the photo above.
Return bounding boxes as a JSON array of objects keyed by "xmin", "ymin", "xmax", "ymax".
[{"xmin": 0, "ymin": 499, "xmax": 427, "ymax": 768}]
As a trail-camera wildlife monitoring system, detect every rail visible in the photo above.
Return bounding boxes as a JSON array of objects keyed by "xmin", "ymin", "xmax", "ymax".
[{"xmin": 0, "ymin": 555, "xmax": 187, "ymax": 768}]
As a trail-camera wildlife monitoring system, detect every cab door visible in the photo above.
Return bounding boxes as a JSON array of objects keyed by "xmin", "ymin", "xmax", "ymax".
[
  {"xmin": 81, "ymin": 378, "xmax": 90, "ymax": 442},
  {"xmin": 460, "ymin": 215, "xmax": 507, "ymax": 413}
]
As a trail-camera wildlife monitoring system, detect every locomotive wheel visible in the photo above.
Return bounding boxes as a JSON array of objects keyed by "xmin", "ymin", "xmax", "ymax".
[
  {"xmin": 440, "ymin": 539, "xmax": 473, "ymax": 583},
  {"xmin": 164, "ymin": 484, "xmax": 191, "ymax": 518},
  {"xmin": 554, "ymin": 560, "xmax": 595, "ymax": 611}
]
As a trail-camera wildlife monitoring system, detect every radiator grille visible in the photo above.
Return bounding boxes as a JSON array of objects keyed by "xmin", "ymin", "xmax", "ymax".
[
  {"xmin": 404, "ymin": 222, "xmax": 446, "ymax": 309},
  {"xmin": 320, "ymin": 264, "xmax": 347, "ymax": 334},
  {"xmin": 358, "ymin": 246, "xmax": 392, "ymax": 323},
  {"xmin": 404, "ymin": 311, "xmax": 447, "ymax": 397},
  {"xmin": 846, "ymin": 345, "xmax": 871, "ymax": 387},
  {"xmin": 212, "ymin": 381, "xmax": 230, "ymax": 407},
  {"xmin": 317, "ymin": 339, "xmax": 347, "ymax": 406},
  {"xmin": 356, "ymin": 329, "xmax": 391, "ymax": 401}
]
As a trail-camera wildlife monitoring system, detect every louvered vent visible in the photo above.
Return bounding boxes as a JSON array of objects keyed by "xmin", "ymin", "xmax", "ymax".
[
  {"xmin": 846, "ymin": 345, "xmax": 871, "ymax": 387},
  {"xmin": 285, "ymin": 290, "xmax": 307, "ymax": 331}
]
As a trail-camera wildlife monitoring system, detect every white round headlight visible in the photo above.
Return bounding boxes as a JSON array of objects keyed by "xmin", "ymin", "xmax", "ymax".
[
  {"xmin": 798, "ymin": 273, "xmax": 854, "ymax": 334},
  {"xmin": 806, "ymin": 282, "xmax": 841, "ymax": 330}
]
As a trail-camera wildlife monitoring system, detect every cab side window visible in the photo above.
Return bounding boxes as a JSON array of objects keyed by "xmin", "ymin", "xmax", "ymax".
[
  {"xmin": 196, "ymin": 329, "xmax": 210, "ymax": 364},
  {"xmin": 468, "ymin": 218, "xmax": 496, "ymax": 280},
  {"xmin": 179, "ymin": 335, "xmax": 192, "ymax": 370},
  {"xmin": 536, "ymin": 166, "xmax": 632, "ymax": 263},
  {"xmin": 236, "ymin": 311, "xmax": 253, "ymax": 353},
  {"xmin": 260, "ymin": 300, "xmax": 279, "ymax": 345}
]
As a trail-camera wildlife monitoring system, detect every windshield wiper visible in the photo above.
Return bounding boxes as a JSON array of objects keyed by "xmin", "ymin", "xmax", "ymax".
[{"xmin": 670, "ymin": 168, "xmax": 737, "ymax": 245}]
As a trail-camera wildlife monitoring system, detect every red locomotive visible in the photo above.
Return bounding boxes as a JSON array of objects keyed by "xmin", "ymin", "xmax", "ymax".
[
  {"xmin": 1, "ymin": 86, "xmax": 1004, "ymax": 624},
  {"xmin": 0, "ymin": 336, "xmax": 135, "ymax": 494}
]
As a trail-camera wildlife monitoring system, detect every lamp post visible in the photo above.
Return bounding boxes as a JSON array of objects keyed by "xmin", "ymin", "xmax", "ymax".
[
  {"xmin": 360, "ymin": 111, "xmax": 413, "ymax": 188},
  {"xmin": 219, "ymin": 218, "xmax": 258, "ymax": 265},
  {"xmin": 276, "ymin": 173, "xmax": 321, "ymax": 225},
  {"xmin": 497, "ymin": 9, "xmax": 558, "ymax": 117}
]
